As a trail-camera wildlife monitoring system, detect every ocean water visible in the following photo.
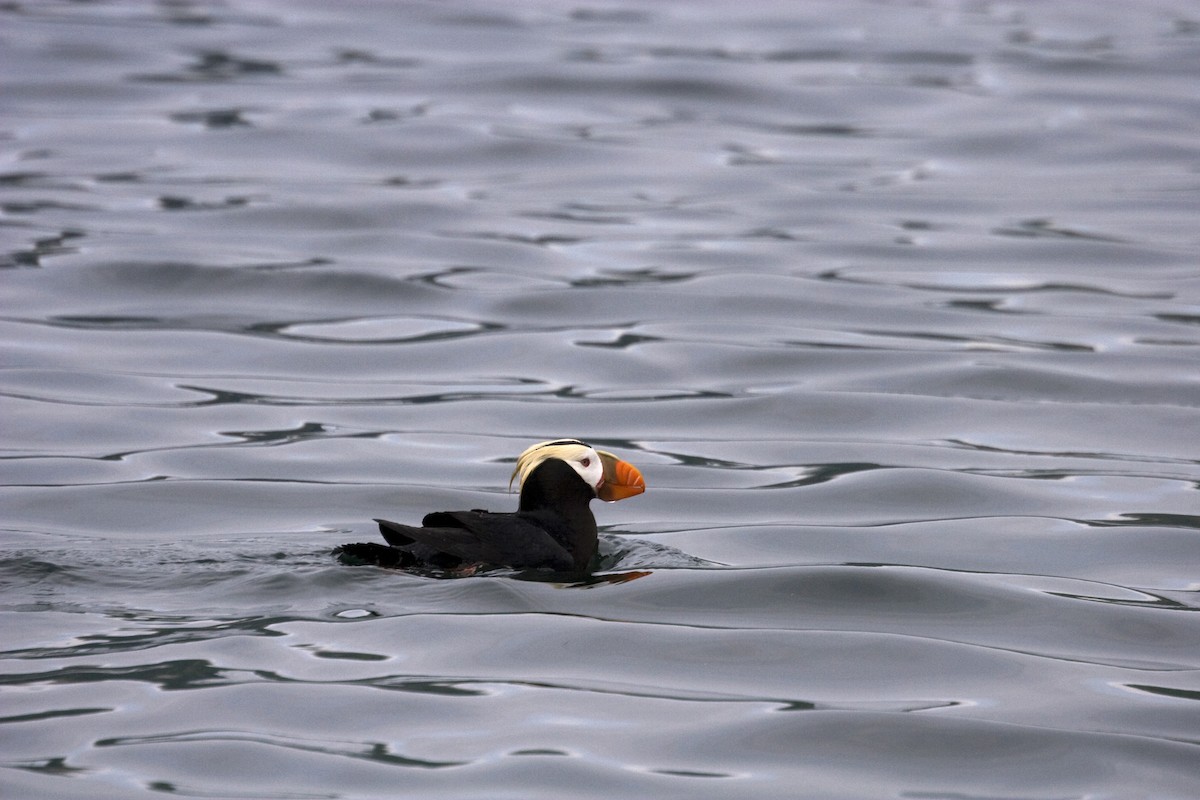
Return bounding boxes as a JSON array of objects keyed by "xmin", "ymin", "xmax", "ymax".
[{"xmin": 3, "ymin": 1, "xmax": 1199, "ymax": 798}]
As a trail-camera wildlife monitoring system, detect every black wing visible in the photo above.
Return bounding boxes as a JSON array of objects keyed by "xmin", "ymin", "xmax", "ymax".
[
  {"xmin": 334, "ymin": 541, "xmax": 413, "ymax": 568},
  {"xmin": 374, "ymin": 510, "xmax": 574, "ymax": 570}
]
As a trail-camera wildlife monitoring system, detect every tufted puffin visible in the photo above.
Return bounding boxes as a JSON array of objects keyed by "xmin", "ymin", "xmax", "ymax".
[{"xmin": 335, "ymin": 439, "xmax": 645, "ymax": 574}]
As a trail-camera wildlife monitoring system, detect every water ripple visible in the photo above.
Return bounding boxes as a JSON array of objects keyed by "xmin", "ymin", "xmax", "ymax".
[{"xmin": 5, "ymin": 2, "xmax": 1200, "ymax": 797}]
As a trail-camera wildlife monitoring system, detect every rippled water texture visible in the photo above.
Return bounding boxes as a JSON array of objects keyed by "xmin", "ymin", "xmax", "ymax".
[{"xmin": 3, "ymin": 1, "xmax": 1200, "ymax": 798}]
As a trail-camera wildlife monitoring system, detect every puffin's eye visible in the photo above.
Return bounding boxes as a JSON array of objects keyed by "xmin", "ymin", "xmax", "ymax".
[{"xmin": 580, "ymin": 457, "xmax": 591, "ymax": 467}]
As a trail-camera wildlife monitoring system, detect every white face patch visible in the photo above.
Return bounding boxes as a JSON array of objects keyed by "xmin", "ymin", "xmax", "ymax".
[
  {"xmin": 564, "ymin": 445, "xmax": 604, "ymax": 491},
  {"xmin": 511, "ymin": 440, "xmax": 604, "ymax": 494}
]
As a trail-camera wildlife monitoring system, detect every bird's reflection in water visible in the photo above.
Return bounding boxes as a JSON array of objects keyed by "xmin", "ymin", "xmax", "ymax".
[{"xmin": 514, "ymin": 569, "xmax": 654, "ymax": 587}]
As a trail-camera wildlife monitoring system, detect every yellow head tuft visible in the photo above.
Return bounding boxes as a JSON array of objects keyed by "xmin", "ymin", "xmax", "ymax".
[{"xmin": 509, "ymin": 439, "xmax": 596, "ymax": 490}]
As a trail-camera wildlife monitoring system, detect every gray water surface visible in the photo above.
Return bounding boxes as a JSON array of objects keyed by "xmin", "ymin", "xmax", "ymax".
[{"xmin": 3, "ymin": 2, "xmax": 1200, "ymax": 798}]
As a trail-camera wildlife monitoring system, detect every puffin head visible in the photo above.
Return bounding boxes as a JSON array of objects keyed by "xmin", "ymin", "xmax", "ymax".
[{"xmin": 510, "ymin": 439, "xmax": 645, "ymax": 502}]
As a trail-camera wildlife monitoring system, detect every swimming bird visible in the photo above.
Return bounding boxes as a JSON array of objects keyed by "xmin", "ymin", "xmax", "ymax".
[{"xmin": 335, "ymin": 439, "xmax": 645, "ymax": 574}]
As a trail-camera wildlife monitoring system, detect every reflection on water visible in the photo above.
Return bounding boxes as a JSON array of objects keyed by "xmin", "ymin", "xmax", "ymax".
[{"xmin": 3, "ymin": 0, "xmax": 1200, "ymax": 798}]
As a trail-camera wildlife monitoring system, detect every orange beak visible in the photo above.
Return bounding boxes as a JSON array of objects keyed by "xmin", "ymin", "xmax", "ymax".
[{"xmin": 596, "ymin": 451, "xmax": 646, "ymax": 502}]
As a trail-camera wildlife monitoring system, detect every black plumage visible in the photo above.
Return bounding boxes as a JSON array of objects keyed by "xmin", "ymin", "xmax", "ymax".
[{"xmin": 335, "ymin": 441, "xmax": 644, "ymax": 575}]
